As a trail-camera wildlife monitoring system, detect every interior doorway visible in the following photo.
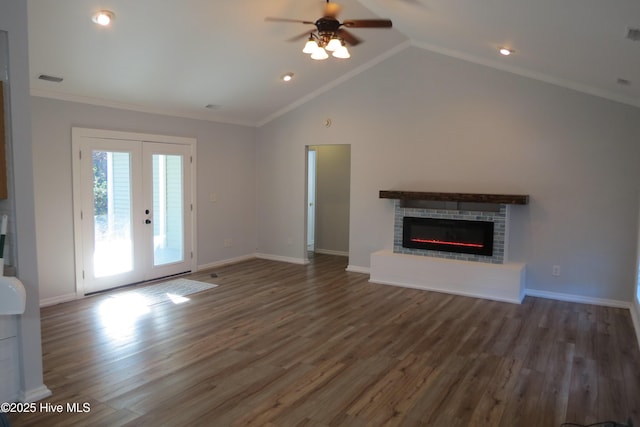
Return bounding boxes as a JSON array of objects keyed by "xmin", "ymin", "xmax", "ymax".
[
  {"xmin": 307, "ymin": 148, "xmax": 316, "ymax": 252},
  {"xmin": 305, "ymin": 145, "xmax": 351, "ymax": 261}
]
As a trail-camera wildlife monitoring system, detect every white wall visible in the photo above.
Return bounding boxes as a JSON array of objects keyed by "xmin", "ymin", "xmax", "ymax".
[
  {"xmin": 0, "ymin": 0, "xmax": 48, "ymax": 401},
  {"xmin": 257, "ymin": 46, "xmax": 640, "ymax": 302},
  {"xmin": 31, "ymin": 97, "xmax": 256, "ymax": 302},
  {"xmin": 313, "ymin": 144, "xmax": 350, "ymax": 255}
]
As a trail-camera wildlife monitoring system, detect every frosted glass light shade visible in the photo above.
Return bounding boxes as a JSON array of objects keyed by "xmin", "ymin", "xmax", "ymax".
[
  {"xmin": 326, "ymin": 38, "xmax": 342, "ymax": 52},
  {"xmin": 332, "ymin": 45, "xmax": 350, "ymax": 59},
  {"xmin": 303, "ymin": 39, "xmax": 319, "ymax": 54},
  {"xmin": 311, "ymin": 47, "xmax": 329, "ymax": 60}
]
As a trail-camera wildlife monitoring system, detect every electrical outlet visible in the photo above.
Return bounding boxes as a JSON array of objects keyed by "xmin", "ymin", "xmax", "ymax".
[
  {"xmin": 223, "ymin": 238, "xmax": 232, "ymax": 247},
  {"xmin": 552, "ymin": 265, "xmax": 560, "ymax": 277}
]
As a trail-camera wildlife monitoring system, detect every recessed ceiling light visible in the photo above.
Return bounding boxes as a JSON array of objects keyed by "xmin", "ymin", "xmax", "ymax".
[
  {"xmin": 499, "ymin": 47, "xmax": 514, "ymax": 56},
  {"xmin": 282, "ymin": 73, "xmax": 294, "ymax": 82},
  {"xmin": 92, "ymin": 10, "xmax": 115, "ymax": 26}
]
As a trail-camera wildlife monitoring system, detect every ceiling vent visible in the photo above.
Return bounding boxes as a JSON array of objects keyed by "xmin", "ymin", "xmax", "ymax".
[
  {"xmin": 626, "ymin": 27, "xmax": 640, "ymax": 41},
  {"xmin": 38, "ymin": 74, "xmax": 63, "ymax": 83}
]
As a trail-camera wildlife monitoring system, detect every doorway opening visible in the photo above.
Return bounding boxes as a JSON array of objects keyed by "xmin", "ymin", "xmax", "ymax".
[
  {"xmin": 307, "ymin": 148, "xmax": 316, "ymax": 252},
  {"xmin": 305, "ymin": 145, "xmax": 351, "ymax": 261}
]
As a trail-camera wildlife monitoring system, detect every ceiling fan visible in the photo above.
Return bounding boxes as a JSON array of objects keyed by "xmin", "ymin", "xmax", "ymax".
[{"xmin": 266, "ymin": 0, "xmax": 393, "ymax": 59}]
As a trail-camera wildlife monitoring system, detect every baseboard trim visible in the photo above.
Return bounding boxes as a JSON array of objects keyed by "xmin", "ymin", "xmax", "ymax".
[
  {"xmin": 524, "ymin": 288, "xmax": 631, "ymax": 309},
  {"xmin": 197, "ymin": 254, "xmax": 256, "ymax": 271},
  {"xmin": 314, "ymin": 248, "xmax": 349, "ymax": 257},
  {"xmin": 19, "ymin": 384, "xmax": 52, "ymax": 403},
  {"xmin": 255, "ymin": 253, "xmax": 309, "ymax": 265},
  {"xmin": 40, "ymin": 293, "xmax": 79, "ymax": 307},
  {"xmin": 346, "ymin": 265, "xmax": 370, "ymax": 274}
]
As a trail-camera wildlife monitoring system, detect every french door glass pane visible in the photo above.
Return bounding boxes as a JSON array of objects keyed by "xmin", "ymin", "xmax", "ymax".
[
  {"xmin": 152, "ymin": 154, "xmax": 184, "ymax": 266},
  {"xmin": 93, "ymin": 151, "xmax": 133, "ymax": 278}
]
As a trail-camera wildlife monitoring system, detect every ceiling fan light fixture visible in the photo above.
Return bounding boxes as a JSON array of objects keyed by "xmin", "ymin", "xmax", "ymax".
[
  {"xmin": 92, "ymin": 10, "xmax": 115, "ymax": 26},
  {"xmin": 311, "ymin": 47, "xmax": 329, "ymax": 60},
  {"xmin": 267, "ymin": 6, "xmax": 393, "ymax": 61},
  {"xmin": 303, "ymin": 37, "xmax": 319, "ymax": 54},
  {"xmin": 325, "ymin": 37, "xmax": 342, "ymax": 52},
  {"xmin": 332, "ymin": 44, "xmax": 350, "ymax": 59}
]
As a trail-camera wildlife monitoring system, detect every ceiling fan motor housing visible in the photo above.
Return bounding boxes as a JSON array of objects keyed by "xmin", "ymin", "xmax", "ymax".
[
  {"xmin": 314, "ymin": 17, "xmax": 343, "ymax": 46},
  {"xmin": 316, "ymin": 17, "xmax": 342, "ymax": 33}
]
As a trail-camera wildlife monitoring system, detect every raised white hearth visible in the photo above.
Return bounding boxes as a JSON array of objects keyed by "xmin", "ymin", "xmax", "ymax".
[{"xmin": 370, "ymin": 250, "xmax": 526, "ymax": 303}]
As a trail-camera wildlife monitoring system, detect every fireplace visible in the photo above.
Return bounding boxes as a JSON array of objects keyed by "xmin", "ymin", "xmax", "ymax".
[
  {"xmin": 402, "ymin": 216, "xmax": 494, "ymax": 256},
  {"xmin": 373, "ymin": 191, "xmax": 528, "ymax": 303}
]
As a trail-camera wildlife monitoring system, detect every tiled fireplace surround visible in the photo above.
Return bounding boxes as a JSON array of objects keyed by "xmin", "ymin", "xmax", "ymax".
[
  {"xmin": 370, "ymin": 191, "xmax": 529, "ymax": 304},
  {"xmin": 393, "ymin": 201, "xmax": 508, "ymax": 264}
]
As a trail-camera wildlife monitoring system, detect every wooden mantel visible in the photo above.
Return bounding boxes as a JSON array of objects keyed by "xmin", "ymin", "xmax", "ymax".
[{"xmin": 379, "ymin": 190, "xmax": 529, "ymax": 205}]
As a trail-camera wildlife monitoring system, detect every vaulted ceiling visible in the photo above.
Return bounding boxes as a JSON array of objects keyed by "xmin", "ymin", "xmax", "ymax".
[{"xmin": 27, "ymin": 0, "xmax": 640, "ymax": 126}]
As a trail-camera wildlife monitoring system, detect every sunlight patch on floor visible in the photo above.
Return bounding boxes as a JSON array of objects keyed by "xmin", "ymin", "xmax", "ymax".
[
  {"xmin": 98, "ymin": 291, "xmax": 192, "ymax": 340},
  {"xmin": 98, "ymin": 293, "xmax": 150, "ymax": 340}
]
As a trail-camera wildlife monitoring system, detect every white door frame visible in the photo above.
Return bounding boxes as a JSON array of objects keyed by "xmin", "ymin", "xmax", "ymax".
[
  {"xmin": 306, "ymin": 147, "xmax": 317, "ymax": 252},
  {"xmin": 71, "ymin": 127, "xmax": 197, "ymax": 296}
]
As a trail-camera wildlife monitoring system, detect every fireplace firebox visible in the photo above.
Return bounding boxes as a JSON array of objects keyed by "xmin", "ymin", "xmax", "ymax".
[{"xmin": 402, "ymin": 217, "xmax": 494, "ymax": 256}]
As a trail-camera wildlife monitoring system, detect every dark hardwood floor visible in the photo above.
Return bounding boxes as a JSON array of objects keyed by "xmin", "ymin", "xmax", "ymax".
[{"xmin": 7, "ymin": 254, "xmax": 640, "ymax": 426}]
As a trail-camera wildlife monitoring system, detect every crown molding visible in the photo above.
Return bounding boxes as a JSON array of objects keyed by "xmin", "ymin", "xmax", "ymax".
[
  {"xmin": 410, "ymin": 40, "xmax": 640, "ymax": 110},
  {"xmin": 30, "ymin": 89, "xmax": 256, "ymax": 127}
]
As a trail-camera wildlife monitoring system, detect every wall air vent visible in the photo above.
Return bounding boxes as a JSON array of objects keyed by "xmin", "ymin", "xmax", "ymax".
[
  {"xmin": 38, "ymin": 74, "xmax": 63, "ymax": 83},
  {"xmin": 626, "ymin": 27, "xmax": 640, "ymax": 41}
]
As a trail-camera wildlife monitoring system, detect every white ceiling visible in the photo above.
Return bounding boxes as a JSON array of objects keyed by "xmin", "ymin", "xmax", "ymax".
[{"xmin": 27, "ymin": 0, "xmax": 640, "ymax": 126}]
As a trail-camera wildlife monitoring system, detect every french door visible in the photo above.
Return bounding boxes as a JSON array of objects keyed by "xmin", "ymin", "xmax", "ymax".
[{"xmin": 72, "ymin": 129, "xmax": 195, "ymax": 295}]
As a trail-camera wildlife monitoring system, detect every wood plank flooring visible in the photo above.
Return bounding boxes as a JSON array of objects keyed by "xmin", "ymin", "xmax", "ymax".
[{"xmin": 7, "ymin": 254, "xmax": 640, "ymax": 426}]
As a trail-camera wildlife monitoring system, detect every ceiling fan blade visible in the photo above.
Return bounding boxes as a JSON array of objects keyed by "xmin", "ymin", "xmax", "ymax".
[
  {"xmin": 265, "ymin": 17, "xmax": 316, "ymax": 25},
  {"xmin": 287, "ymin": 31, "xmax": 314, "ymax": 42},
  {"xmin": 342, "ymin": 19, "xmax": 392, "ymax": 28},
  {"xmin": 324, "ymin": 1, "xmax": 341, "ymax": 18},
  {"xmin": 337, "ymin": 28, "xmax": 361, "ymax": 46}
]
